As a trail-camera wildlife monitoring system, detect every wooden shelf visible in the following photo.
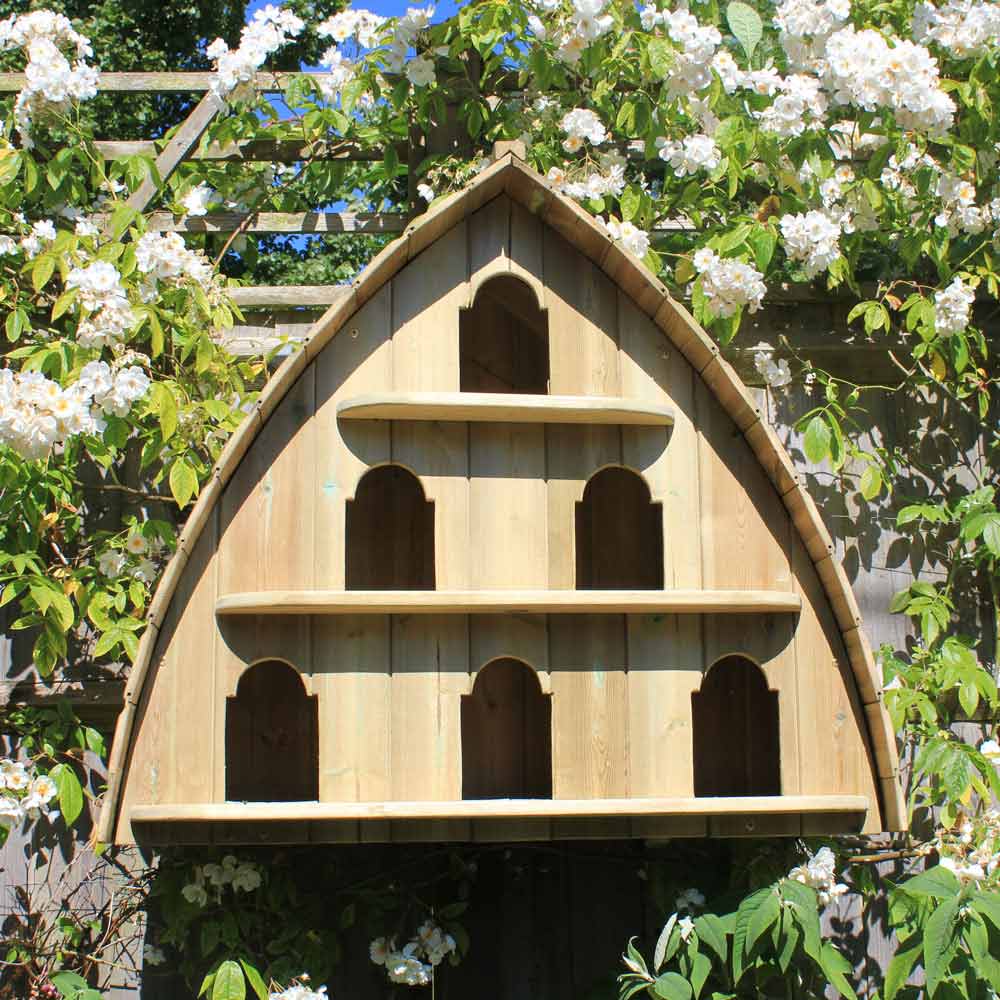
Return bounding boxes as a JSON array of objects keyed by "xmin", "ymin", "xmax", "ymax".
[
  {"xmin": 131, "ymin": 795, "xmax": 868, "ymax": 824},
  {"xmin": 215, "ymin": 590, "xmax": 802, "ymax": 616},
  {"xmin": 336, "ymin": 392, "xmax": 674, "ymax": 426}
]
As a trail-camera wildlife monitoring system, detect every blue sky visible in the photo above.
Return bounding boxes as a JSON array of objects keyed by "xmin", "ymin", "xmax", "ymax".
[{"xmin": 246, "ymin": 0, "xmax": 461, "ymax": 27}]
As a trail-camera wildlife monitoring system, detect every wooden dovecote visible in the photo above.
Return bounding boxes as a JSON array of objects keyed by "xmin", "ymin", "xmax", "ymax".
[{"xmin": 99, "ymin": 155, "xmax": 905, "ymax": 846}]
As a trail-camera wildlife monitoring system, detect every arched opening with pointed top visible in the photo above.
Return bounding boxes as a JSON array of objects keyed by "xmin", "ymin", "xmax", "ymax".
[
  {"xmin": 225, "ymin": 660, "xmax": 318, "ymax": 802},
  {"xmin": 460, "ymin": 274, "xmax": 549, "ymax": 394},
  {"xmin": 346, "ymin": 464, "xmax": 435, "ymax": 590},
  {"xmin": 692, "ymin": 656, "xmax": 781, "ymax": 797},
  {"xmin": 461, "ymin": 658, "xmax": 552, "ymax": 799},
  {"xmin": 575, "ymin": 467, "xmax": 664, "ymax": 589}
]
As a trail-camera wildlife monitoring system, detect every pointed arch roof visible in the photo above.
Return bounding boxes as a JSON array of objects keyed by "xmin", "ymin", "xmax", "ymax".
[{"xmin": 98, "ymin": 154, "xmax": 904, "ymax": 841}]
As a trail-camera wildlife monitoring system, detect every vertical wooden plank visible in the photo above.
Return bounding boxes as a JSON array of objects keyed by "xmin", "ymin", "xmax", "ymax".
[
  {"xmin": 469, "ymin": 424, "xmax": 547, "ymax": 588},
  {"xmin": 312, "ymin": 615, "xmax": 391, "ymax": 804},
  {"xmin": 313, "ymin": 286, "xmax": 393, "ymax": 590},
  {"xmin": 389, "ymin": 614, "xmax": 470, "ymax": 841},
  {"xmin": 392, "ymin": 222, "xmax": 468, "ymax": 392},
  {"xmin": 467, "ymin": 193, "xmax": 510, "ymax": 285},
  {"xmin": 618, "ymin": 291, "xmax": 702, "ymax": 588},
  {"xmin": 162, "ymin": 517, "xmax": 217, "ymax": 807},
  {"xmin": 548, "ymin": 615, "xmax": 628, "ymax": 799},
  {"xmin": 696, "ymin": 377, "xmax": 791, "ymax": 591},
  {"xmin": 545, "ymin": 425, "xmax": 620, "ymax": 589},
  {"xmin": 215, "ymin": 371, "xmax": 316, "ymax": 799},
  {"xmin": 791, "ymin": 537, "xmax": 881, "ymax": 826},
  {"xmin": 509, "ymin": 198, "xmax": 545, "ymax": 290},
  {"xmin": 391, "ymin": 421, "xmax": 470, "ymax": 590},
  {"xmin": 470, "ymin": 615, "xmax": 549, "ymax": 681},
  {"xmin": 626, "ymin": 615, "xmax": 702, "ymax": 801},
  {"xmin": 701, "ymin": 614, "xmax": 801, "ymax": 796},
  {"xmin": 543, "ymin": 227, "xmax": 621, "ymax": 395}
]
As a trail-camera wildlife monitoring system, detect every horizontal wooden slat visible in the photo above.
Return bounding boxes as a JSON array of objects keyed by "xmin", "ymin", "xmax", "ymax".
[
  {"xmin": 215, "ymin": 589, "xmax": 802, "ymax": 615},
  {"xmin": 228, "ymin": 286, "xmax": 350, "ymax": 307},
  {"xmin": 95, "ymin": 138, "xmax": 390, "ymax": 162},
  {"xmin": 145, "ymin": 211, "xmax": 408, "ymax": 234},
  {"xmin": 131, "ymin": 794, "xmax": 869, "ymax": 824},
  {"xmin": 336, "ymin": 392, "xmax": 675, "ymax": 426},
  {"xmin": 0, "ymin": 71, "xmax": 337, "ymax": 92}
]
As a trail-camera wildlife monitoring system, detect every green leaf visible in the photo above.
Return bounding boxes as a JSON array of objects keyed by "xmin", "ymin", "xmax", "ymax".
[
  {"xmin": 745, "ymin": 889, "xmax": 780, "ymax": 954},
  {"xmin": 50, "ymin": 763, "xmax": 84, "ymax": 826},
  {"xmin": 693, "ymin": 914, "xmax": 727, "ymax": 964},
  {"xmin": 108, "ymin": 202, "xmax": 138, "ymax": 240},
  {"xmin": 884, "ymin": 937, "xmax": 921, "ymax": 1000},
  {"xmin": 654, "ymin": 913, "xmax": 678, "ymax": 972},
  {"xmin": 149, "ymin": 382, "xmax": 178, "ymax": 443},
  {"xmin": 32, "ymin": 253, "xmax": 56, "ymax": 292},
  {"xmin": 5, "ymin": 306, "xmax": 24, "ymax": 341},
  {"xmin": 620, "ymin": 185, "xmax": 641, "ymax": 222},
  {"xmin": 971, "ymin": 891, "xmax": 1000, "ymax": 932},
  {"xmin": 616, "ymin": 100, "xmax": 637, "ymax": 134},
  {"xmin": 93, "ymin": 628, "xmax": 123, "ymax": 658},
  {"xmin": 169, "ymin": 458, "xmax": 198, "ymax": 509},
  {"xmin": 48, "ymin": 589, "xmax": 75, "ymax": 632},
  {"xmin": 239, "ymin": 960, "xmax": 268, "ymax": 1000},
  {"xmin": 959, "ymin": 680, "xmax": 979, "ymax": 717},
  {"xmin": 726, "ymin": 2, "xmax": 763, "ymax": 60},
  {"xmin": 819, "ymin": 941, "xmax": 855, "ymax": 1000},
  {"xmin": 690, "ymin": 950, "xmax": 712, "ymax": 1000},
  {"xmin": 653, "ymin": 972, "xmax": 693, "ymax": 1000},
  {"xmin": 647, "ymin": 37, "xmax": 674, "ymax": 77},
  {"xmin": 212, "ymin": 960, "xmax": 246, "ymax": 1000},
  {"xmin": 984, "ymin": 517, "xmax": 1000, "ymax": 557},
  {"xmin": 732, "ymin": 886, "xmax": 773, "ymax": 983},
  {"xmin": 924, "ymin": 896, "xmax": 961, "ymax": 997},
  {"xmin": 803, "ymin": 415, "xmax": 832, "ymax": 465},
  {"xmin": 51, "ymin": 971, "xmax": 89, "ymax": 999},
  {"xmin": 860, "ymin": 465, "xmax": 882, "ymax": 501},
  {"xmin": 900, "ymin": 865, "xmax": 961, "ymax": 900},
  {"xmin": 52, "ymin": 287, "xmax": 79, "ymax": 321},
  {"xmin": 747, "ymin": 227, "xmax": 776, "ymax": 272}
]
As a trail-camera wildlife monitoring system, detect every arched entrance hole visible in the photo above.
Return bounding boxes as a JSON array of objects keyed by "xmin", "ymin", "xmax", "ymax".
[
  {"xmin": 346, "ymin": 465, "xmax": 435, "ymax": 589},
  {"xmin": 575, "ymin": 467, "xmax": 663, "ymax": 589},
  {"xmin": 460, "ymin": 275, "xmax": 549, "ymax": 393},
  {"xmin": 692, "ymin": 655, "xmax": 780, "ymax": 797},
  {"xmin": 225, "ymin": 660, "xmax": 318, "ymax": 802},
  {"xmin": 461, "ymin": 658, "xmax": 552, "ymax": 799}
]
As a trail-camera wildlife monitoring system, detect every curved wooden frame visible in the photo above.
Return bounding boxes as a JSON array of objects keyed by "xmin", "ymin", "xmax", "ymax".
[{"xmin": 98, "ymin": 154, "xmax": 904, "ymax": 841}]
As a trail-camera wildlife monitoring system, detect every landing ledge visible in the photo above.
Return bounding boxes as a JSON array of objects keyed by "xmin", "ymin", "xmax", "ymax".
[
  {"xmin": 130, "ymin": 796, "xmax": 870, "ymax": 842},
  {"xmin": 335, "ymin": 392, "xmax": 675, "ymax": 426},
  {"xmin": 132, "ymin": 795, "xmax": 869, "ymax": 823},
  {"xmin": 215, "ymin": 590, "xmax": 802, "ymax": 616}
]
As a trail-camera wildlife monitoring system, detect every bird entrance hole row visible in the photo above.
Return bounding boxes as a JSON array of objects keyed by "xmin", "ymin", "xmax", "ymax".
[
  {"xmin": 346, "ymin": 464, "xmax": 663, "ymax": 590},
  {"xmin": 224, "ymin": 657, "xmax": 780, "ymax": 803}
]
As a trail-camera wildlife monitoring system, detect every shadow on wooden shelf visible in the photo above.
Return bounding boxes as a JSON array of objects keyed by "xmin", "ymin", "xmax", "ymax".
[{"xmin": 130, "ymin": 795, "xmax": 869, "ymax": 844}]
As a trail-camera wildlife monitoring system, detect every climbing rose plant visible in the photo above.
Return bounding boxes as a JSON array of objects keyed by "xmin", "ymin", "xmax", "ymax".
[{"xmin": 1, "ymin": 0, "xmax": 999, "ymax": 996}]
